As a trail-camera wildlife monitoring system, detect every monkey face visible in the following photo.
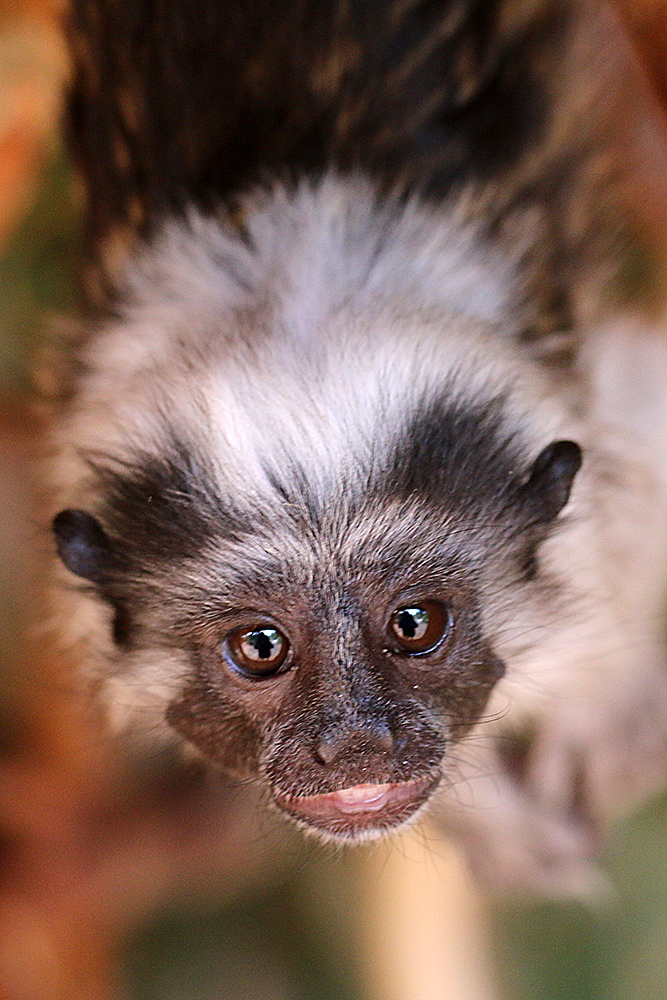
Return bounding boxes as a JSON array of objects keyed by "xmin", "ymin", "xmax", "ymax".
[
  {"xmin": 52, "ymin": 380, "xmax": 580, "ymax": 841},
  {"xmin": 163, "ymin": 573, "xmax": 505, "ymax": 840}
]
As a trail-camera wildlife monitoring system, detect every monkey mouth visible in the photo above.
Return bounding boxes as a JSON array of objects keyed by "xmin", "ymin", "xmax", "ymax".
[{"xmin": 273, "ymin": 774, "xmax": 439, "ymax": 838}]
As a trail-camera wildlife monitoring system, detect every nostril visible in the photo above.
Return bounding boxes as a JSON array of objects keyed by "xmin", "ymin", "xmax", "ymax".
[
  {"xmin": 314, "ymin": 735, "xmax": 340, "ymax": 766},
  {"xmin": 315, "ymin": 718, "xmax": 394, "ymax": 766},
  {"xmin": 314, "ymin": 737, "xmax": 334, "ymax": 766},
  {"xmin": 375, "ymin": 722, "xmax": 394, "ymax": 754}
]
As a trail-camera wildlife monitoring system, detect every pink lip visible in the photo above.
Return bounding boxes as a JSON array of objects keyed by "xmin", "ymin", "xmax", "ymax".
[{"xmin": 273, "ymin": 774, "xmax": 439, "ymax": 835}]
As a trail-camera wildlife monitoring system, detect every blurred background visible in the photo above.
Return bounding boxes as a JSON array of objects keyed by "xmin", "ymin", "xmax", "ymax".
[{"xmin": 3, "ymin": 2, "xmax": 667, "ymax": 998}]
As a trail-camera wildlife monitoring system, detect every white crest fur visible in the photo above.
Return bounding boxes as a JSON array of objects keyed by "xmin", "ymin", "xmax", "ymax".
[{"xmin": 52, "ymin": 176, "xmax": 544, "ymax": 497}]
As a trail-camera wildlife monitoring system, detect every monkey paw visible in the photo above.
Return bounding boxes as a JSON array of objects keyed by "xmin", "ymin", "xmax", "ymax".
[
  {"xmin": 522, "ymin": 658, "xmax": 667, "ymax": 832},
  {"xmin": 430, "ymin": 754, "xmax": 607, "ymax": 898}
]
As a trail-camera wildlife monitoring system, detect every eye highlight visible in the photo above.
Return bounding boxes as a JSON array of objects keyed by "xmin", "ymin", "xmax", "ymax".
[
  {"xmin": 389, "ymin": 601, "xmax": 451, "ymax": 654},
  {"xmin": 227, "ymin": 626, "xmax": 289, "ymax": 677}
]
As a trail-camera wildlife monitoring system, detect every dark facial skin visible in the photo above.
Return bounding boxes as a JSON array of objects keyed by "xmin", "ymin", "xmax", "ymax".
[
  {"xmin": 53, "ymin": 436, "xmax": 579, "ymax": 841},
  {"xmin": 166, "ymin": 576, "xmax": 505, "ymax": 841}
]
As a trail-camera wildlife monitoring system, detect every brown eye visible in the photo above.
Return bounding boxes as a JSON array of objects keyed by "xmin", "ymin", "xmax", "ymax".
[
  {"xmin": 226, "ymin": 626, "xmax": 289, "ymax": 677},
  {"xmin": 389, "ymin": 601, "xmax": 450, "ymax": 654}
]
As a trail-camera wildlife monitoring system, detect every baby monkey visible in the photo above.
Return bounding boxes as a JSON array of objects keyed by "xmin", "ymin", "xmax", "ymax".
[{"xmin": 49, "ymin": 0, "xmax": 667, "ymax": 886}]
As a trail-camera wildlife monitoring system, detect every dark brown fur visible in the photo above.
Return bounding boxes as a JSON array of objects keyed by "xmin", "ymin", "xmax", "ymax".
[{"xmin": 66, "ymin": 0, "xmax": 663, "ymax": 342}]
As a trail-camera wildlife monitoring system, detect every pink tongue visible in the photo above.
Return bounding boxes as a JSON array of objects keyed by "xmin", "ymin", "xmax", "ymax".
[
  {"xmin": 275, "ymin": 775, "xmax": 438, "ymax": 826},
  {"xmin": 325, "ymin": 783, "xmax": 392, "ymax": 813}
]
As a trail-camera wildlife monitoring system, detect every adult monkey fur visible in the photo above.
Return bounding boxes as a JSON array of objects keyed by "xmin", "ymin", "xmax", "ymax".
[{"xmin": 49, "ymin": 0, "xmax": 667, "ymax": 892}]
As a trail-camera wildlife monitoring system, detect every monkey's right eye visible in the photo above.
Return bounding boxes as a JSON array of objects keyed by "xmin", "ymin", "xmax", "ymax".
[{"xmin": 225, "ymin": 626, "xmax": 290, "ymax": 678}]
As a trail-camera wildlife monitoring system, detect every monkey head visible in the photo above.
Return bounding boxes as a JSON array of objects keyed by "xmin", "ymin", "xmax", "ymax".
[{"xmin": 49, "ymin": 195, "xmax": 582, "ymax": 842}]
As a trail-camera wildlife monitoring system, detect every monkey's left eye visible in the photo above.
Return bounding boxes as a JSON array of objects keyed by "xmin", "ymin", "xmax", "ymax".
[
  {"xmin": 226, "ymin": 627, "xmax": 290, "ymax": 678},
  {"xmin": 389, "ymin": 602, "xmax": 451, "ymax": 654}
]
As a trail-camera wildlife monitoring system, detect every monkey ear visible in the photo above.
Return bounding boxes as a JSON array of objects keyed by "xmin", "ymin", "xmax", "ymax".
[
  {"xmin": 521, "ymin": 440, "xmax": 582, "ymax": 523},
  {"xmin": 53, "ymin": 509, "xmax": 112, "ymax": 582}
]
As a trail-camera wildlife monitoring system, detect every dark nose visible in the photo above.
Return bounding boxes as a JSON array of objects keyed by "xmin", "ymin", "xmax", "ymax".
[{"xmin": 315, "ymin": 716, "xmax": 394, "ymax": 766}]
